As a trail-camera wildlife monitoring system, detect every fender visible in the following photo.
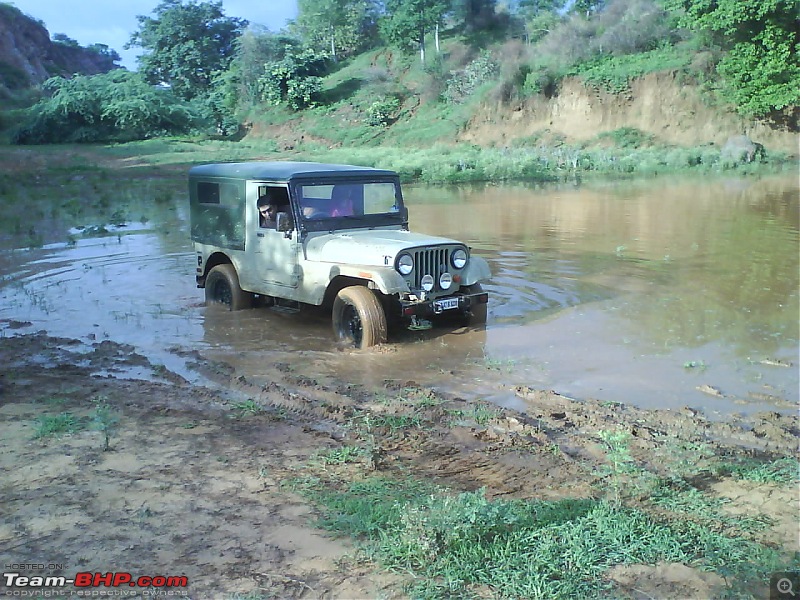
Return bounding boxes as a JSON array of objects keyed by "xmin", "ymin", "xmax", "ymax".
[
  {"xmin": 301, "ymin": 263, "xmax": 411, "ymax": 305},
  {"xmin": 331, "ymin": 265, "xmax": 411, "ymax": 295},
  {"xmin": 461, "ymin": 255, "xmax": 491, "ymax": 286}
]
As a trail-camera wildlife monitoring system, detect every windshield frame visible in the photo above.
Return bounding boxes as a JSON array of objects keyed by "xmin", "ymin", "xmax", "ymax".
[{"xmin": 289, "ymin": 176, "xmax": 408, "ymax": 232}]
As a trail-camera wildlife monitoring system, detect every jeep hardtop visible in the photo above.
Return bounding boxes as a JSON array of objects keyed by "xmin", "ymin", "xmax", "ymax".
[{"xmin": 189, "ymin": 161, "xmax": 490, "ymax": 347}]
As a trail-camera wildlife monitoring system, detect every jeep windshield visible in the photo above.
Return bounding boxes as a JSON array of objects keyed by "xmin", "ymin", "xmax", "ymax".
[{"xmin": 294, "ymin": 181, "xmax": 406, "ymax": 230}]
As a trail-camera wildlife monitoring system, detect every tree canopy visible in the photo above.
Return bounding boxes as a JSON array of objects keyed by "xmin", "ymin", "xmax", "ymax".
[
  {"xmin": 127, "ymin": 0, "xmax": 247, "ymax": 100},
  {"xmin": 380, "ymin": 0, "xmax": 451, "ymax": 61},
  {"xmin": 291, "ymin": 0, "xmax": 377, "ymax": 61},
  {"xmin": 668, "ymin": 0, "xmax": 800, "ymax": 116},
  {"xmin": 13, "ymin": 71, "xmax": 197, "ymax": 144}
]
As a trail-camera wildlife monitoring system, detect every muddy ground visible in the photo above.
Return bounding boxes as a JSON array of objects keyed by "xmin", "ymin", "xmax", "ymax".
[{"xmin": 0, "ymin": 330, "xmax": 797, "ymax": 599}]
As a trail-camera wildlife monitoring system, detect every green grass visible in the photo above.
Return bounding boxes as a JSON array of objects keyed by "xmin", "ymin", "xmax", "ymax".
[
  {"xmin": 33, "ymin": 412, "xmax": 83, "ymax": 439},
  {"xmin": 232, "ymin": 399, "xmax": 265, "ymax": 418},
  {"xmin": 714, "ymin": 456, "xmax": 800, "ymax": 485},
  {"xmin": 570, "ymin": 46, "xmax": 696, "ymax": 94},
  {"xmin": 290, "ymin": 476, "xmax": 794, "ymax": 599},
  {"xmin": 313, "ymin": 445, "xmax": 368, "ymax": 465}
]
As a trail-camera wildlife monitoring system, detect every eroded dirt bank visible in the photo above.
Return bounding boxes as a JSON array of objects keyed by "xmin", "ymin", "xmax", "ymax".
[{"xmin": 0, "ymin": 333, "xmax": 797, "ymax": 598}]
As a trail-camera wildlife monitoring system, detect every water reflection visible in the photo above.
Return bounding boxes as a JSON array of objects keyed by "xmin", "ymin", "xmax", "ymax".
[
  {"xmin": 404, "ymin": 174, "xmax": 798, "ymax": 413},
  {"xmin": 406, "ymin": 174, "xmax": 799, "ymax": 355},
  {"xmin": 0, "ymin": 173, "xmax": 796, "ymax": 416}
]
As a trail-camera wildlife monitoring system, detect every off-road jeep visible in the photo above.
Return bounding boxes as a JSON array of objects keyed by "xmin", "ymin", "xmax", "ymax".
[{"xmin": 189, "ymin": 161, "xmax": 491, "ymax": 348}]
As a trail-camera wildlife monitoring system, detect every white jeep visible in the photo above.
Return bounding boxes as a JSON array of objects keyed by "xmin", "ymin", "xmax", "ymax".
[{"xmin": 189, "ymin": 161, "xmax": 490, "ymax": 348}]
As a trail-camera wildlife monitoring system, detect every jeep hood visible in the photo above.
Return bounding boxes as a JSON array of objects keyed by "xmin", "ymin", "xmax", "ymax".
[{"xmin": 304, "ymin": 229, "xmax": 461, "ymax": 266}]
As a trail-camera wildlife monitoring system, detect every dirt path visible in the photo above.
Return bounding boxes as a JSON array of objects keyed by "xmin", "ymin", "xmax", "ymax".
[{"xmin": 1, "ymin": 333, "xmax": 797, "ymax": 598}]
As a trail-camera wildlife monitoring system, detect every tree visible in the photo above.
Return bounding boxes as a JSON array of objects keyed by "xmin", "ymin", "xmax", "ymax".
[
  {"xmin": 126, "ymin": 0, "xmax": 247, "ymax": 101},
  {"xmin": 380, "ymin": 0, "xmax": 451, "ymax": 63},
  {"xmin": 13, "ymin": 71, "xmax": 197, "ymax": 144},
  {"xmin": 257, "ymin": 46, "xmax": 328, "ymax": 110},
  {"xmin": 515, "ymin": 0, "xmax": 562, "ymax": 43},
  {"xmin": 52, "ymin": 33, "xmax": 81, "ymax": 47},
  {"xmin": 87, "ymin": 44, "xmax": 122, "ymax": 64},
  {"xmin": 569, "ymin": 0, "xmax": 605, "ymax": 16},
  {"xmin": 667, "ymin": 0, "xmax": 800, "ymax": 116},
  {"xmin": 450, "ymin": 0, "xmax": 499, "ymax": 32},
  {"xmin": 293, "ymin": 0, "xmax": 378, "ymax": 61},
  {"xmin": 230, "ymin": 28, "xmax": 305, "ymax": 106}
]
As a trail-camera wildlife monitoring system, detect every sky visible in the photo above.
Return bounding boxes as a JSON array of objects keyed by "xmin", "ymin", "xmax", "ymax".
[{"xmin": 14, "ymin": 0, "xmax": 299, "ymax": 70}]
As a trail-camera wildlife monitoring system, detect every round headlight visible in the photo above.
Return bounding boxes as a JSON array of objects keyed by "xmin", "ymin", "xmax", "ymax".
[
  {"xmin": 439, "ymin": 272, "xmax": 452, "ymax": 290},
  {"xmin": 452, "ymin": 248, "xmax": 467, "ymax": 269},
  {"xmin": 421, "ymin": 274, "xmax": 434, "ymax": 292},
  {"xmin": 397, "ymin": 253, "xmax": 413, "ymax": 275}
]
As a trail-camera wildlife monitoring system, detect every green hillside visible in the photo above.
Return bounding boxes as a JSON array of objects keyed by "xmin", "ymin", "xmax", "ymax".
[{"xmin": 2, "ymin": 0, "xmax": 797, "ymax": 181}]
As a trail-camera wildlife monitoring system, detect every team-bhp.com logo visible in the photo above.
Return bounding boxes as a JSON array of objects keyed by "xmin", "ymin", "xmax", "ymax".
[{"xmin": 4, "ymin": 572, "xmax": 188, "ymax": 591}]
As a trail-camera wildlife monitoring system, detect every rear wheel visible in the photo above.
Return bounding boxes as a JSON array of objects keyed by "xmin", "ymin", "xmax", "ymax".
[
  {"xmin": 332, "ymin": 286, "xmax": 388, "ymax": 348},
  {"xmin": 205, "ymin": 264, "xmax": 253, "ymax": 311}
]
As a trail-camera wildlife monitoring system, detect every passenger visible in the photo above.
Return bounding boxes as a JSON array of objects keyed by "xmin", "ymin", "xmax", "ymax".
[
  {"xmin": 257, "ymin": 195, "xmax": 276, "ymax": 227},
  {"xmin": 302, "ymin": 201, "xmax": 326, "ymax": 219},
  {"xmin": 330, "ymin": 184, "xmax": 358, "ymax": 216},
  {"xmin": 258, "ymin": 190, "xmax": 291, "ymax": 228}
]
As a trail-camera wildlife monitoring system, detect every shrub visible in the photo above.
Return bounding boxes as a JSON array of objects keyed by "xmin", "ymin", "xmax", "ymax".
[
  {"xmin": 442, "ymin": 51, "xmax": 498, "ymax": 104},
  {"xmin": 258, "ymin": 46, "xmax": 327, "ymax": 110},
  {"xmin": 365, "ymin": 97, "xmax": 400, "ymax": 126},
  {"xmin": 597, "ymin": 127, "xmax": 656, "ymax": 148},
  {"xmin": 12, "ymin": 71, "xmax": 199, "ymax": 144}
]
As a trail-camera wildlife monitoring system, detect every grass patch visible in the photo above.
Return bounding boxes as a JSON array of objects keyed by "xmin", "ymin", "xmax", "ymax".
[
  {"xmin": 570, "ymin": 46, "xmax": 695, "ymax": 94},
  {"xmin": 714, "ymin": 456, "xmax": 800, "ymax": 485},
  {"xmin": 232, "ymin": 399, "xmax": 265, "ymax": 418},
  {"xmin": 291, "ymin": 475, "xmax": 793, "ymax": 598},
  {"xmin": 313, "ymin": 445, "xmax": 368, "ymax": 465},
  {"xmin": 33, "ymin": 412, "xmax": 83, "ymax": 439}
]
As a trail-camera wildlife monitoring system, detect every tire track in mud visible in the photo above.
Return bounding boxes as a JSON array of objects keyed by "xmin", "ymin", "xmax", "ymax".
[
  {"xmin": 192, "ymin": 358, "xmax": 599, "ymax": 499},
  {"xmin": 190, "ymin": 352, "xmax": 798, "ymax": 503}
]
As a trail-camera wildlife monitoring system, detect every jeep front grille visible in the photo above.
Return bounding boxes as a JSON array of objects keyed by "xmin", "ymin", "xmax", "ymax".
[{"xmin": 413, "ymin": 248, "xmax": 450, "ymax": 290}]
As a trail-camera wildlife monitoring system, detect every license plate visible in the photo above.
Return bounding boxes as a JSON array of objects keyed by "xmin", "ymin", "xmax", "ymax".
[{"xmin": 434, "ymin": 297, "xmax": 459, "ymax": 311}]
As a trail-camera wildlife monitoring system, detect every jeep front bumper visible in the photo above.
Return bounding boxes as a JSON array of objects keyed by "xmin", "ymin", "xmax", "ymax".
[{"xmin": 399, "ymin": 290, "xmax": 489, "ymax": 318}]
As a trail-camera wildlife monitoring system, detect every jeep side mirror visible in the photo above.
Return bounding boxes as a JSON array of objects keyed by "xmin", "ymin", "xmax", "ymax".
[{"xmin": 276, "ymin": 212, "xmax": 292, "ymax": 232}]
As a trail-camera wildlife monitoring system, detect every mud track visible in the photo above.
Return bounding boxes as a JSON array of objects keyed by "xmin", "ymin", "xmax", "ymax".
[{"xmin": 1, "ymin": 333, "xmax": 797, "ymax": 598}]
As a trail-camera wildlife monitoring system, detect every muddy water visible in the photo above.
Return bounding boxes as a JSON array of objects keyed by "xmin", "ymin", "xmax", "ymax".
[{"xmin": 1, "ymin": 173, "xmax": 796, "ymax": 419}]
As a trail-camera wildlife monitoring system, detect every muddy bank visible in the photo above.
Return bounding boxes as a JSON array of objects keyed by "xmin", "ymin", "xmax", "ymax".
[{"xmin": 0, "ymin": 333, "xmax": 797, "ymax": 598}]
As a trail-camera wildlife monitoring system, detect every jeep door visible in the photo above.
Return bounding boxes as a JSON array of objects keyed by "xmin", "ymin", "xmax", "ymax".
[{"xmin": 249, "ymin": 184, "xmax": 300, "ymax": 290}]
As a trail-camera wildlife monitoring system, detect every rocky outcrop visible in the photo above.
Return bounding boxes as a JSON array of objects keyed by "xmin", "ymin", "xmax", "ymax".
[{"xmin": 0, "ymin": 4, "xmax": 119, "ymax": 90}]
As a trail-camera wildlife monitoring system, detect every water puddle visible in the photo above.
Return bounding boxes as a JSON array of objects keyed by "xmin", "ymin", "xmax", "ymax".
[{"xmin": 1, "ymin": 173, "xmax": 796, "ymax": 419}]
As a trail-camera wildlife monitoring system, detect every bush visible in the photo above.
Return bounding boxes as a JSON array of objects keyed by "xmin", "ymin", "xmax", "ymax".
[
  {"xmin": 12, "ymin": 71, "xmax": 199, "ymax": 144},
  {"xmin": 597, "ymin": 127, "xmax": 656, "ymax": 148},
  {"xmin": 365, "ymin": 97, "xmax": 400, "ymax": 126},
  {"xmin": 572, "ymin": 46, "xmax": 694, "ymax": 93},
  {"xmin": 535, "ymin": 0, "xmax": 681, "ymax": 71},
  {"xmin": 442, "ymin": 51, "xmax": 498, "ymax": 104},
  {"xmin": 258, "ymin": 46, "xmax": 327, "ymax": 110}
]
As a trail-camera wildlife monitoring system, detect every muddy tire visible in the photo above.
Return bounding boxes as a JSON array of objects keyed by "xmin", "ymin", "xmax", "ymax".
[
  {"xmin": 332, "ymin": 286, "xmax": 387, "ymax": 348},
  {"xmin": 205, "ymin": 264, "xmax": 253, "ymax": 311},
  {"xmin": 461, "ymin": 283, "xmax": 487, "ymax": 326}
]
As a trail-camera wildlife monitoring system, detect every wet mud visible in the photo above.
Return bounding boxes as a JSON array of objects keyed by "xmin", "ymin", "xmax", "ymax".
[
  {"xmin": 1, "ymin": 333, "xmax": 796, "ymax": 598},
  {"xmin": 0, "ymin": 157, "xmax": 797, "ymax": 597}
]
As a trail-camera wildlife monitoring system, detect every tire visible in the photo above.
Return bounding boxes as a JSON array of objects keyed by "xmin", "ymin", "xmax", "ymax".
[
  {"xmin": 461, "ymin": 283, "xmax": 487, "ymax": 326},
  {"xmin": 332, "ymin": 286, "xmax": 388, "ymax": 348},
  {"xmin": 205, "ymin": 264, "xmax": 253, "ymax": 311}
]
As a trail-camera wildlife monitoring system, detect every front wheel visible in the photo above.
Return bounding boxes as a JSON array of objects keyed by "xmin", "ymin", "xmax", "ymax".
[
  {"xmin": 332, "ymin": 286, "xmax": 388, "ymax": 348},
  {"xmin": 205, "ymin": 264, "xmax": 253, "ymax": 311}
]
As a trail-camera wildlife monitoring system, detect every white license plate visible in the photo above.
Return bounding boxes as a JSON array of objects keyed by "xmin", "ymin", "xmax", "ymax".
[{"xmin": 434, "ymin": 297, "xmax": 459, "ymax": 311}]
